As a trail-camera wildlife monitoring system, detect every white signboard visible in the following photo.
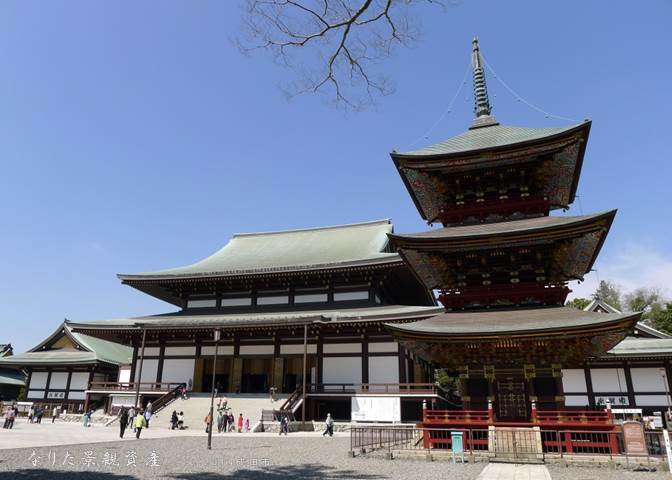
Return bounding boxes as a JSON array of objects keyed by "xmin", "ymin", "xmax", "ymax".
[
  {"xmin": 47, "ymin": 392, "xmax": 65, "ymax": 399},
  {"xmin": 351, "ymin": 396, "xmax": 401, "ymax": 423}
]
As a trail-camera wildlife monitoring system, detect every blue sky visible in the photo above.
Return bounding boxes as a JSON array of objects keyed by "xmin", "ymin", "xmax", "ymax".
[{"xmin": 1, "ymin": 1, "xmax": 671, "ymax": 352}]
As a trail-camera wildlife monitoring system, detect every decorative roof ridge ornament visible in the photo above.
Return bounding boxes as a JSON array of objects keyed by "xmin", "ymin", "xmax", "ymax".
[{"xmin": 470, "ymin": 37, "xmax": 498, "ymax": 130}]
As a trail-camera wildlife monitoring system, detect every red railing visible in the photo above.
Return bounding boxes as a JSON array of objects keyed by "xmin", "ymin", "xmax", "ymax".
[{"xmin": 351, "ymin": 425, "xmax": 667, "ymax": 460}]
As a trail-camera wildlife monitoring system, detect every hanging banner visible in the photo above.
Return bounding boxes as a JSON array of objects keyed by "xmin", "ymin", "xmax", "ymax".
[{"xmin": 351, "ymin": 396, "xmax": 401, "ymax": 422}]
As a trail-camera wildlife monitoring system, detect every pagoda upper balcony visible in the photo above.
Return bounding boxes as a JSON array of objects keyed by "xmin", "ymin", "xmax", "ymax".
[
  {"xmin": 391, "ymin": 121, "xmax": 591, "ymax": 225},
  {"xmin": 388, "ymin": 211, "xmax": 615, "ymax": 309}
]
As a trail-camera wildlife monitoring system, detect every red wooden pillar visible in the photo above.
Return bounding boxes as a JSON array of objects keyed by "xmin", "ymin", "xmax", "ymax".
[{"xmin": 564, "ymin": 431, "xmax": 573, "ymax": 453}]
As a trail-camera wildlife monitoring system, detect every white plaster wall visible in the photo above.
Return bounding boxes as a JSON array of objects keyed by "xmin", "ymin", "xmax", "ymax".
[
  {"xmin": 635, "ymin": 395, "xmax": 672, "ymax": 406},
  {"xmin": 590, "ymin": 368, "xmax": 627, "ymax": 392},
  {"xmin": 323, "ymin": 357, "xmax": 362, "ymax": 386},
  {"xmin": 29, "ymin": 372, "xmax": 48, "ymax": 390},
  {"xmin": 562, "ymin": 369, "xmax": 587, "ymax": 393},
  {"xmin": 68, "ymin": 391, "xmax": 86, "ymax": 400},
  {"xmin": 118, "ymin": 367, "xmax": 131, "ymax": 383},
  {"xmin": 69, "ymin": 372, "xmax": 90, "ymax": 390},
  {"xmin": 134, "ymin": 359, "xmax": 159, "ymax": 383},
  {"xmin": 200, "ymin": 345, "xmax": 234, "ymax": 356},
  {"xmin": 111, "ymin": 395, "xmax": 136, "ymax": 406},
  {"xmin": 631, "ymin": 368, "xmax": 667, "ymax": 392},
  {"xmin": 368, "ymin": 342, "xmax": 398, "ymax": 353},
  {"xmin": 323, "ymin": 343, "xmax": 362, "ymax": 354},
  {"xmin": 239, "ymin": 345, "xmax": 274, "ymax": 355},
  {"xmin": 368, "ymin": 356, "xmax": 399, "ymax": 389},
  {"xmin": 161, "ymin": 359, "xmax": 195, "ymax": 385},
  {"xmin": 140, "ymin": 347, "xmax": 161, "ymax": 356},
  {"xmin": 164, "ymin": 346, "xmax": 196, "ymax": 356},
  {"xmin": 565, "ymin": 395, "xmax": 590, "ymax": 407},
  {"xmin": 49, "ymin": 372, "xmax": 69, "ymax": 389},
  {"xmin": 27, "ymin": 390, "xmax": 44, "ymax": 399},
  {"xmin": 280, "ymin": 344, "xmax": 317, "ymax": 355}
]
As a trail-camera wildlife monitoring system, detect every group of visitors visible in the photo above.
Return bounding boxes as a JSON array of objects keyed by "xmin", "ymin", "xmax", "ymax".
[
  {"xmin": 170, "ymin": 410, "xmax": 185, "ymax": 430},
  {"xmin": 28, "ymin": 406, "xmax": 45, "ymax": 423},
  {"xmin": 116, "ymin": 401, "xmax": 153, "ymax": 439},
  {"xmin": 2, "ymin": 404, "xmax": 18, "ymax": 429}
]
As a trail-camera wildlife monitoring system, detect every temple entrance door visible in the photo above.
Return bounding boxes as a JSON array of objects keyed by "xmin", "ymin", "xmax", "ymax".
[
  {"xmin": 241, "ymin": 358, "xmax": 272, "ymax": 393},
  {"xmin": 496, "ymin": 379, "xmax": 527, "ymax": 420}
]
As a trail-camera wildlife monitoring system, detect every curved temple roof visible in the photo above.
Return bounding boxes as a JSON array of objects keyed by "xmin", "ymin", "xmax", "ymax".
[
  {"xmin": 119, "ymin": 219, "xmax": 400, "ymax": 280},
  {"xmin": 396, "ymin": 123, "xmax": 586, "ymax": 158},
  {"xmin": 389, "ymin": 210, "xmax": 615, "ymax": 246},
  {"xmin": 385, "ymin": 306, "xmax": 639, "ymax": 338}
]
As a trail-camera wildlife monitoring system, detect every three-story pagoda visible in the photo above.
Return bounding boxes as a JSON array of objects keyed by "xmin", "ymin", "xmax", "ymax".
[{"xmin": 385, "ymin": 39, "xmax": 640, "ymax": 420}]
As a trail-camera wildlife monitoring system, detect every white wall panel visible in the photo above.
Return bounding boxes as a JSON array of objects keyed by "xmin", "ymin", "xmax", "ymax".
[
  {"xmin": 134, "ymin": 359, "xmax": 159, "ymax": 383},
  {"xmin": 68, "ymin": 391, "xmax": 86, "ymax": 400},
  {"xmin": 27, "ymin": 390, "xmax": 44, "ymax": 399},
  {"xmin": 140, "ymin": 347, "xmax": 161, "ymax": 356},
  {"xmin": 49, "ymin": 372, "xmax": 68, "ymax": 390},
  {"xmin": 201, "ymin": 346, "xmax": 234, "ymax": 356},
  {"xmin": 368, "ymin": 356, "xmax": 399, "ymax": 389},
  {"xmin": 323, "ymin": 343, "xmax": 362, "ymax": 354},
  {"xmin": 118, "ymin": 367, "xmax": 131, "ymax": 383},
  {"xmin": 239, "ymin": 345, "xmax": 274, "ymax": 355},
  {"xmin": 631, "ymin": 368, "xmax": 667, "ymax": 392},
  {"xmin": 590, "ymin": 368, "xmax": 627, "ymax": 393},
  {"xmin": 635, "ymin": 395, "xmax": 672, "ymax": 406},
  {"xmin": 69, "ymin": 372, "xmax": 90, "ymax": 390},
  {"xmin": 564, "ymin": 395, "xmax": 590, "ymax": 407},
  {"xmin": 280, "ymin": 344, "xmax": 317, "ymax": 355},
  {"xmin": 562, "ymin": 369, "xmax": 587, "ymax": 393},
  {"xmin": 161, "ymin": 359, "xmax": 195, "ymax": 386},
  {"xmin": 29, "ymin": 372, "xmax": 48, "ymax": 390},
  {"xmin": 368, "ymin": 342, "xmax": 398, "ymax": 353},
  {"xmin": 164, "ymin": 346, "xmax": 196, "ymax": 356},
  {"xmin": 323, "ymin": 357, "xmax": 362, "ymax": 386}
]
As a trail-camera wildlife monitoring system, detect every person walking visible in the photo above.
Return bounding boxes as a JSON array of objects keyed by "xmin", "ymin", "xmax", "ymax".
[
  {"xmin": 128, "ymin": 406, "xmax": 136, "ymax": 432},
  {"xmin": 279, "ymin": 415, "xmax": 289, "ymax": 436},
  {"xmin": 36, "ymin": 407, "xmax": 44, "ymax": 424},
  {"xmin": 170, "ymin": 410, "xmax": 178, "ymax": 430},
  {"xmin": 244, "ymin": 418, "xmax": 250, "ymax": 432},
  {"xmin": 144, "ymin": 408, "xmax": 152, "ymax": 429},
  {"xmin": 28, "ymin": 406, "xmax": 34, "ymax": 423},
  {"xmin": 322, "ymin": 413, "xmax": 334, "ymax": 437},
  {"xmin": 237, "ymin": 413, "xmax": 243, "ymax": 433},
  {"xmin": 177, "ymin": 411, "xmax": 184, "ymax": 429},
  {"xmin": 228, "ymin": 413, "xmax": 235, "ymax": 432},
  {"xmin": 52, "ymin": 406, "xmax": 59, "ymax": 423},
  {"xmin": 119, "ymin": 408, "xmax": 129, "ymax": 438},
  {"xmin": 217, "ymin": 410, "xmax": 225, "ymax": 433},
  {"xmin": 134, "ymin": 410, "xmax": 147, "ymax": 438},
  {"xmin": 204, "ymin": 411, "xmax": 213, "ymax": 434}
]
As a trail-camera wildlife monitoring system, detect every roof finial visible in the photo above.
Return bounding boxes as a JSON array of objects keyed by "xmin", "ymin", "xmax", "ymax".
[{"xmin": 470, "ymin": 37, "xmax": 497, "ymax": 129}]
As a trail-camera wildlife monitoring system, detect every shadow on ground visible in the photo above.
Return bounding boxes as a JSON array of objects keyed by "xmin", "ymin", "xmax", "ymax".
[{"xmin": 168, "ymin": 464, "xmax": 387, "ymax": 479}]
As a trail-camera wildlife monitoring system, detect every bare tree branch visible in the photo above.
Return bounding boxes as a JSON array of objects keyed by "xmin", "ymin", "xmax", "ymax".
[{"xmin": 238, "ymin": 0, "xmax": 446, "ymax": 109}]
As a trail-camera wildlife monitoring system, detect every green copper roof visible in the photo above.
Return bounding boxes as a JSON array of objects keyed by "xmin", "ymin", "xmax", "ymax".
[
  {"xmin": 385, "ymin": 306, "xmax": 639, "ymax": 337},
  {"xmin": 0, "ymin": 323, "xmax": 133, "ymax": 367},
  {"xmin": 66, "ymin": 304, "xmax": 445, "ymax": 330},
  {"xmin": 0, "ymin": 368, "xmax": 25, "ymax": 386},
  {"xmin": 119, "ymin": 219, "xmax": 400, "ymax": 280},
  {"xmin": 605, "ymin": 337, "xmax": 672, "ymax": 358},
  {"xmin": 396, "ymin": 123, "xmax": 585, "ymax": 157}
]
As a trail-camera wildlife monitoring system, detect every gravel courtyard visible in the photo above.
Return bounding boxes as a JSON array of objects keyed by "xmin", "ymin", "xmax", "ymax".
[
  {"xmin": 0, "ymin": 435, "xmax": 486, "ymax": 480},
  {"xmin": 1, "ymin": 434, "xmax": 670, "ymax": 479}
]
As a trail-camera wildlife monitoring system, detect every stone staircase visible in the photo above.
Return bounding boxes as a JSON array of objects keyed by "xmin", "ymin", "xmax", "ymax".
[{"xmin": 149, "ymin": 393, "xmax": 289, "ymax": 431}]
